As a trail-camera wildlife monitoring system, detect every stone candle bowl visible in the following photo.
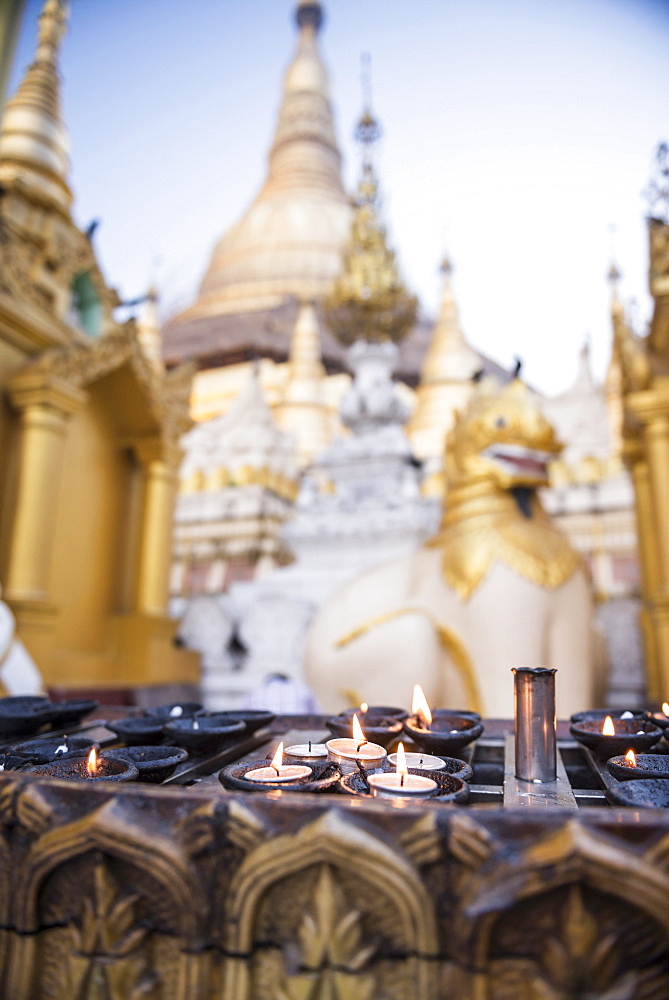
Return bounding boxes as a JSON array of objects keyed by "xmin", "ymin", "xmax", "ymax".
[
  {"xmin": 570, "ymin": 708, "xmax": 646, "ymax": 724},
  {"xmin": 24, "ymin": 750, "xmax": 138, "ymax": 782},
  {"xmin": 106, "ymin": 716, "xmax": 166, "ymax": 746},
  {"xmin": 569, "ymin": 718, "xmax": 662, "ymax": 758},
  {"xmin": 199, "ymin": 709, "xmax": 275, "ymax": 735},
  {"xmin": 10, "ymin": 734, "xmax": 96, "ymax": 764},
  {"xmin": 104, "ymin": 745, "xmax": 189, "ymax": 783},
  {"xmin": 163, "ymin": 715, "xmax": 245, "ymax": 755},
  {"xmin": 605, "ymin": 777, "xmax": 669, "ymax": 809},
  {"xmin": 340, "ymin": 767, "xmax": 469, "ymax": 803},
  {"xmin": 143, "ymin": 701, "xmax": 203, "ymax": 721},
  {"xmin": 47, "ymin": 698, "xmax": 99, "ymax": 728},
  {"xmin": 402, "ymin": 713, "xmax": 483, "ymax": 756},
  {"xmin": 0, "ymin": 753, "xmax": 30, "ymax": 772},
  {"xmin": 0, "ymin": 697, "xmax": 56, "ymax": 738},
  {"xmin": 220, "ymin": 759, "xmax": 342, "ymax": 794},
  {"xmin": 326, "ymin": 714, "xmax": 403, "ymax": 750},
  {"xmin": 339, "ymin": 706, "xmax": 408, "ymax": 721},
  {"xmin": 607, "ymin": 753, "xmax": 669, "ymax": 782},
  {"xmin": 645, "ymin": 710, "xmax": 669, "ymax": 734}
]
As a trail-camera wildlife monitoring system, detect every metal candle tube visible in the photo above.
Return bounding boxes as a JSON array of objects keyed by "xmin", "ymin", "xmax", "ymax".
[{"xmin": 512, "ymin": 666, "xmax": 557, "ymax": 783}]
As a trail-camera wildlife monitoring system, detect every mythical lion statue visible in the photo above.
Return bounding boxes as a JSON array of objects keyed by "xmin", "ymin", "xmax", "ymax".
[{"xmin": 304, "ymin": 377, "xmax": 595, "ymax": 718}]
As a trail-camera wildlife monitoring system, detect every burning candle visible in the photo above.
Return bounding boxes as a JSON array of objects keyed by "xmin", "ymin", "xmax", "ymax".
[
  {"xmin": 625, "ymin": 749, "xmax": 636, "ymax": 767},
  {"xmin": 360, "ymin": 702, "xmax": 368, "ymax": 713},
  {"xmin": 326, "ymin": 714, "xmax": 386, "ymax": 774},
  {"xmin": 86, "ymin": 747, "xmax": 98, "ymax": 777},
  {"xmin": 368, "ymin": 742, "xmax": 438, "ymax": 798},
  {"xmin": 663, "ymin": 702, "xmax": 669, "ymax": 717},
  {"xmin": 244, "ymin": 743, "xmax": 312, "ymax": 784},
  {"xmin": 412, "ymin": 684, "xmax": 432, "ymax": 727},
  {"xmin": 602, "ymin": 715, "xmax": 615, "ymax": 735}
]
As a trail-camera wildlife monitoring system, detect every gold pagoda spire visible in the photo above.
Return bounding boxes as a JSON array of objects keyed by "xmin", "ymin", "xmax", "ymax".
[
  {"xmin": 136, "ymin": 287, "xmax": 164, "ymax": 372},
  {"xmin": 275, "ymin": 299, "xmax": 333, "ymax": 464},
  {"xmin": 0, "ymin": 0, "xmax": 72, "ymax": 212},
  {"xmin": 407, "ymin": 259, "xmax": 481, "ymax": 469},
  {"xmin": 194, "ymin": 0, "xmax": 350, "ymax": 314}
]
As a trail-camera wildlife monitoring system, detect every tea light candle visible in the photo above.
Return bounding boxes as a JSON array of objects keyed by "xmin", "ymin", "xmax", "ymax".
[
  {"xmin": 387, "ymin": 751, "xmax": 445, "ymax": 771},
  {"xmin": 326, "ymin": 714, "xmax": 386, "ymax": 773},
  {"xmin": 284, "ymin": 741, "xmax": 328, "ymax": 761},
  {"xmin": 368, "ymin": 742, "xmax": 438, "ymax": 798},
  {"xmin": 244, "ymin": 743, "xmax": 312, "ymax": 783}
]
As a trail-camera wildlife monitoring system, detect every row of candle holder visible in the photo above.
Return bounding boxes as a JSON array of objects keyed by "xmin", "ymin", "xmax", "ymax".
[{"xmin": 221, "ymin": 739, "xmax": 472, "ymax": 802}]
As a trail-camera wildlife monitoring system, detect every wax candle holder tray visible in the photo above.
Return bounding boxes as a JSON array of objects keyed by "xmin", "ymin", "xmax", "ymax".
[
  {"xmin": 219, "ymin": 759, "xmax": 342, "ymax": 793},
  {"xmin": 339, "ymin": 766, "xmax": 470, "ymax": 803}
]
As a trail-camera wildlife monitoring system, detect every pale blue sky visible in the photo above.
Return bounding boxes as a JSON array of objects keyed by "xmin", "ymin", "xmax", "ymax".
[{"xmin": 10, "ymin": 0, "xmax": 669, "ymax": 393}]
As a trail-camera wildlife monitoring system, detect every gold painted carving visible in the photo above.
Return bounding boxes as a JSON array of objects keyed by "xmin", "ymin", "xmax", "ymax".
[{"xmin": 274, "ymin": 864, "xmax": 377, "ymax": 1000}]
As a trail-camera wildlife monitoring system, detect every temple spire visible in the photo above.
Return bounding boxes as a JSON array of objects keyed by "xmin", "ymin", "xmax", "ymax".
[
  {"xmin": 0, "ymin": 0, "xmax": 72, "ymax": 212},
  {"xmin": 136, "ymin": 287, "xmax": 164, "ymax": 372},
  {"xmin": 275, "ymin": 300, "xmax": 333, "ymax": 464},
  {"xmin": 191, "ymin": 0, "xmax": 350, "ymax": 317},
  {"xmin": 407, "ymin": 259, "xmax": 482, "ymax": 486}
]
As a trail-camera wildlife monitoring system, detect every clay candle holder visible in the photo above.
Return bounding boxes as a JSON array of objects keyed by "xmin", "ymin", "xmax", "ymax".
[
  {"xmin": 605, "ymin": 777, "xmax": 669, "ymax": 809},
  {"xmin": 163, "ymin": 714, "xmax": 245, "ymax": 754},
  {"xmin": 10, "ymin": 734, "xmax": 96, "ymax": 764},
  {"xmin": 104, "ymin": 745, "xmax": 189, "ymax": 783},
  {"xmin": 570, "ymin": 708, "xmax": 646, "ymax": 724},
  {"xmin": 326, "ymin": 714, "xmax": 386, "ymax": 774},
  {"xmin": 220, "ymin": 758, "xmax": 341, "ymax": 794},
  {"xmin": 340, "ymin": 705, "xmax": 408, "ymax": 721},
  {"xmin": 326, "ymin": 713, "xmax": 403, "ymax": 750},
  {"xmin": 569, "ymin": 715, "xmax": 662, "ymax": 758},
  {"xmin": 646, "ymin": 702, "xmax": 669, "ymax": 734},
  {"xmin": 106, "ymin": 716, "xmax": 166, "ymax": 746},
  {"xmin": 201, "ymin": 709, "xmax": 275, "ymax": 735},
  {"xmin": 143, "ymin": 701, "xmax": 203, "ymax": 721},
  {"xmin": 25, "ymin": 748, "xmax": 138, "ymax": 782},
  {"xmin": 340, "ymin": 767, "xmax": 469, "ymax": 803},
  {"xmin": 0, "ymin": 696, "xmax": 55, "ymax": 739},
  {"xmin": 47, "ymin": 698, "xmax": 99, "ymax": 728},
  {"xmin": 403, "ymin": 713, "xmax": 483, "ymax": 756},
  {"xmin": 607, "ymin": 751, "xmax": 669, "ymax": 782}
]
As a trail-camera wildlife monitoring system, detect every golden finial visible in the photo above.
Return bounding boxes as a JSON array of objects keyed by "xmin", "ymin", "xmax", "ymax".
[
  {"xmin": 36, "ymin": 0, "xmax": 68, "ymax": 66},
  {"xmin": 322, "ymin": 62, "xmax": 416, "ymax": 346},
  {"xmin": 295, "ymin": 0, "xmax": 323, "ymax": 32}
]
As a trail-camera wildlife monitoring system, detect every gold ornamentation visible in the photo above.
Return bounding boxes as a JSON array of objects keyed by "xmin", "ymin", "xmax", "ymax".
[
  {"xmin": 428, "ymin": 377, "xmax": 581, "ymax": 597},
  {"xmin": 322, "ymin": 161, "xmax": 416, "ymax": 346},
  {"xmin": 274, "ymin": 864, "xmax": 377, "ymax": 1000},
  {"xmin": 49, "ymin": 859, "xmax": 159, "ymax": 1000}
]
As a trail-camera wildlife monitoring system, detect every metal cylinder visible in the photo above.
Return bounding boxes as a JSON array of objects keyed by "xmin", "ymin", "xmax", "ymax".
[{"xmin": 512, "ymin": 666, "xmax": 557, "ymax": 783}]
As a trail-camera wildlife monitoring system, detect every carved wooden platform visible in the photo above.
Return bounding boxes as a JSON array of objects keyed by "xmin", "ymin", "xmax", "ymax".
[{"xmin": 0, "ymin": 715, "xmax": 668, "ymax": 999}]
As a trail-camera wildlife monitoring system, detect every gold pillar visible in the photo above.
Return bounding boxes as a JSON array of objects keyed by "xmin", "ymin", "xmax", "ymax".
[
  {"xmin": 5, "ymin": 382, "xmax": 85, "ymax": 602},
  {"xmin": 644, "ymin": 415, "xmax": 669, "ymax": 589},
  {"xmin": 629, "ymin": 454, "xmax": 661, "ymax": 698},
  {"xmin": 136, "ymin": 448, "xmax": 179, "ymax": 616}
]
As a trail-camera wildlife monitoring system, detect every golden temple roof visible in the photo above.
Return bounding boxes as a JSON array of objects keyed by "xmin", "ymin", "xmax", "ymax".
[
  {"xmin": 184, "ymin": 0, "xmax": 351, "ymax": 320},
  {"xmin": 0, "ymin": 0, "xmax": 72, "ymax": 213}
]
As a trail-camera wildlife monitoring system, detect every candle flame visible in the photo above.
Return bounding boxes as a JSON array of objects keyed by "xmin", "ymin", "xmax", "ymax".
[
  {"xmin": 352, "ymin": 714, "xmax": 367, "ymax": 747},
  {"xmin": 396, "ymin": 741, "xmax": 408, "ymax": 776},
  {"xmin": 662, "ymin": 702, "xmax": 669, "ymax": 717},
  {"xmin": 271, "ymin": 743, "xmax": 284, "ymax": 771},
  {"xmin": 411, "ymin": 684, "xmax": 432, "ymax": 726},
  {"xmin": 625, "ymin": 749, "xmax": 636, "ymax": 766},
  {"xmin": 86, "ymin": 747, "xmax": 97, "ymax": 777},
  {"xmin": 602, "ymin": 716, "xmax": 615, "ymax": 736},
  {"xmin": 360, "ymin": 702, "xmax": 368, "ymax": 713}
]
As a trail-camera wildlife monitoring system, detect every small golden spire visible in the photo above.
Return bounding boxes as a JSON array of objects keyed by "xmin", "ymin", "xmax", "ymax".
[
  {"xmin": 0, "ymin": 0, "xmax": 72, "ymax": 211},
  {"xmin": 275, "ymin": 300, "xmax": 333, "ymax": 464}
]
